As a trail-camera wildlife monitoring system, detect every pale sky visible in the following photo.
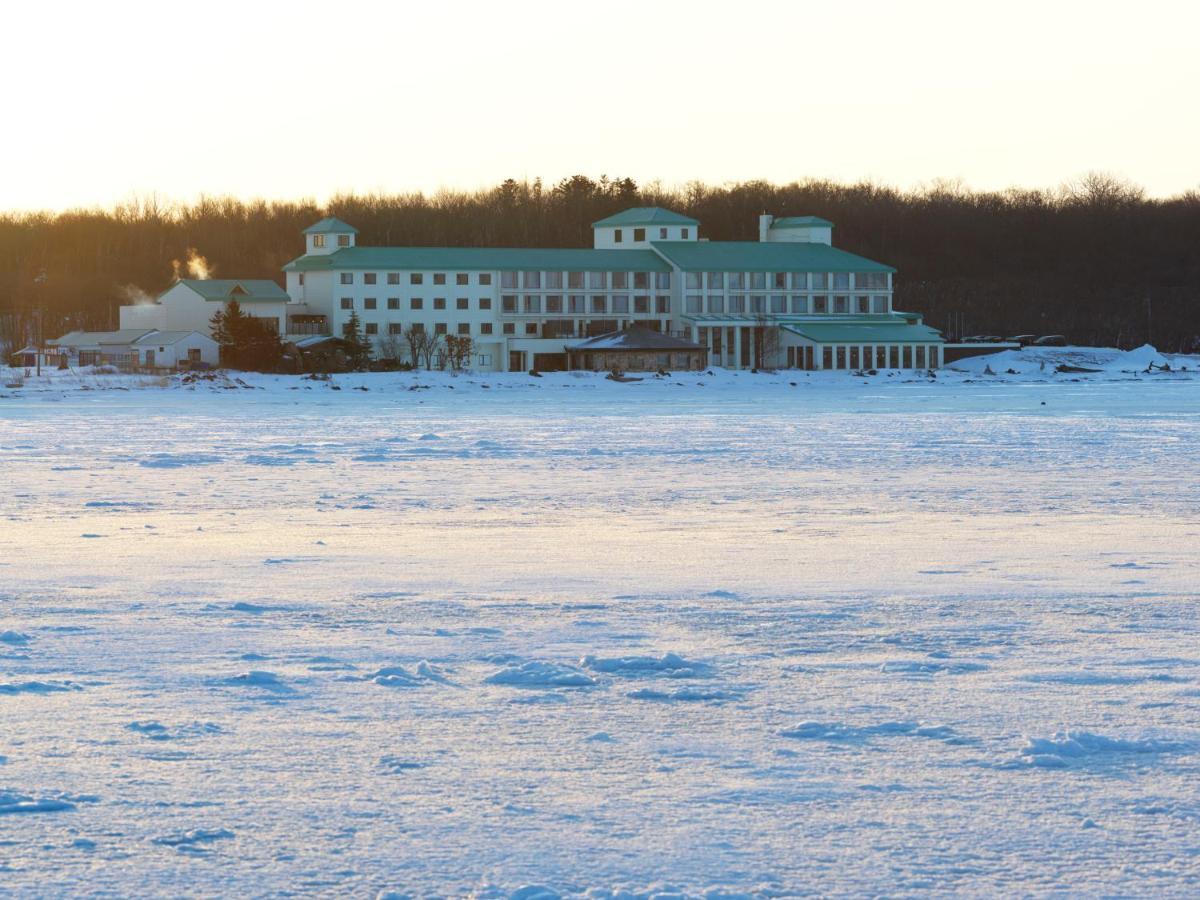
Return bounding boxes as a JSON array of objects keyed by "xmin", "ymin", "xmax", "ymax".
[{"xmin": 3, "ymin": 0, "xmax": 1198, "ymax": 212}]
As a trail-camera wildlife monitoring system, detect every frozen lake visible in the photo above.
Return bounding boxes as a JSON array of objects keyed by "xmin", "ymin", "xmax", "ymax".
[{"xmin": 2, "ymin": 366, "xmax": 1200, "ymax": 896}]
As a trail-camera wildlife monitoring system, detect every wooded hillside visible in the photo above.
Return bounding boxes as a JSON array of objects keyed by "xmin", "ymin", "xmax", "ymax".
[{"xmin": 2, "ymin": 173, "xmax": 1198, "ymax": 352}]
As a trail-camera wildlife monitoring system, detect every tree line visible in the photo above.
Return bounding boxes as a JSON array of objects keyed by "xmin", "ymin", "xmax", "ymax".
[{"xmin": 2, "ymin": 172, "xmax": 1198, "ymax": 354}]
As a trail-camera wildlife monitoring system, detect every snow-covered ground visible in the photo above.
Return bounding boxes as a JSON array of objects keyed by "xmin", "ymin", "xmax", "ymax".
[{"xmin": 2, "ymin": 349, "xmax": 1200, "ymax": 897}]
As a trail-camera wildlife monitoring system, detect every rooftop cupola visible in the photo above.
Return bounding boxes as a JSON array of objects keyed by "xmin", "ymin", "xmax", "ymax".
[
  {"xmin": 591, "ymin": 207, "xmax": 699, "ymax": 249},
  {"xmin": 303, "ymin": 217, "xmax": 358, "ymax": 255},
  {"xmin": 759, "ymin": 215, "xmax": 834, "ymax": 245}
]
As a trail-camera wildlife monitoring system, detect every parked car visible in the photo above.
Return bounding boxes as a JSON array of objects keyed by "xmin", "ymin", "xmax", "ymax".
[
  {"xmin": 1006, "ymin": 334, "xmax": 1036, "ymax": 346},
  {"xmin": 1033, "ymin": 335, "xmax": 1068, "ymax": 347}
]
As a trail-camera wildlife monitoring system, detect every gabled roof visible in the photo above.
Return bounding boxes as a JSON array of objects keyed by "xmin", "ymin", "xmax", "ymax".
[
  {"xmin": 771, "ymin": 216, "xmax": 834, "ymax": 229},
  {"xmin": 592, "ymin": 207, "xmax": 700, "ymax": 228},
  {"xmin": 568, "ymin": 326, "xmax": 704, "ymax": 352},
  {"xmin": 170, "ymin": 279, "xmax": 289, "ymax": 302},
  {"xmin": 282, "ymin": 246, "xmax": 671, "ymax": 273},
  {"xmin": 132, "ymin": 331, "xmax": 214, "ymax": 346},
  {"xmin": 48, "ymin": 329, "xmax": 157, "ymax": 346},
  {"xmin": 303, "ymin": 217, "xmax": 359, "ymax": 235},
  {"xmin": 650, "ymin": 240, "xmax": 895, "ymax": 273}
]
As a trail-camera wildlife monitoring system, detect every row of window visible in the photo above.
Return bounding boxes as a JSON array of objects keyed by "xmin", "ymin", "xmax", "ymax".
[
  {"xmin": 340, "ymin": 272, "xmax": 495, "ymax": 287},
  {"xmin": 610, "ymin": 226, "xmax": 690, "ymax": 242},
  {"xmin": 351, "ymin": 321, "xmax": 618, "ymax": 338},
  {"xmin": 328, "ymin": 270, "xmax": 891, "ymax": 291},
  {"xmin": 685, "ymin": 272, "xmax": 888, "ymax": 290},
  {"xmin": 684, "ymin": 295, "xmax": 890, "ymax": 315},
  {"xmin": 312, "ymin": 234, "xmax": 351, "ymax": 249},
  {"xmin": 340, "ymin": 297, "xmax": 493, "ymax": 311},
  {"xmin": 500, "ymin": 295, "xmax": 671, "ymax": 315}
]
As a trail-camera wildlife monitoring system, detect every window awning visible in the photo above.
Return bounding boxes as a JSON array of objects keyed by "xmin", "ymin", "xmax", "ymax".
[{"xmin": 782, "ymin": 322, "xmax": 943, "ymax": 344}]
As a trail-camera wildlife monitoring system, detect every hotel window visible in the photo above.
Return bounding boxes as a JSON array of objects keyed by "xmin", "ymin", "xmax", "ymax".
[
  {"xmin": 340, "ymin": 297, "xmax": 353, "ymax": 309},
  {"xmin": 388, "ymin": 322, "xmax": 403, "ymax": 335},
  {"xmin": 790, "ymin": 296, "xmax": 808, "ymax": 314},
  {"xmin": 298, "ymin": 273, "xmax": 305, "ymax": 285},
  {"xmin": 567, "ymin": 271, "xmax": 584, "ymax": 289},
  {"xmin": 478, "ymin": 354, "xmax": 492, "ymax": 366},
  {"xmin": 340, "ymin": 273, "xmax": 353, "ymax": 284},
  {"xmin": 681, "ymin": 228, "xmax": 690, "ymax": 239},
  {"xmin": 387, "ymin": 273, "xmax": 400, "ymax": 285},
  {"xmin": 523, "ymin": 295, "xmax": 541, "ymax": 313},
  {"xmin": 434, "ymin": 273, "xmax": 447, "ymax": 285},
  {"xmin": 501, "ymin": 272, "xmax": 517, "ymax": 288},
  {"xmin": 457, "ymin": 323, "xmax": 470, "ymax": 335},
  {"xmin": 812, "ymin": 273, "xmax": 828, "ymax": 290},
  {"xmin": 568, "ymin": 295, "xmax": 586, "ymax": 313},
  {"xmin": 655, "ymin": 272, "xmax": 671, "ymax": 289},
  {"xmin": 834, "ymin": 295, "xmax": 849, "ymax": 314},
  {"xmin": 633, "ymin": 296, "xmax": 649, "ymax": 314},
  {"xmin": 685, "ymin": 272, "xmax": 702, "ymax": 290},
  {"xmin": 456, "ymin": 298, "xmax": 469, "ymax": 310},
  {"xmin": 503, "ymin": 323, "xmax": 515, "ymax": 335},
  {"xmin": 410, "ymin": 322, "xmax": 425, "ymax": 333},
  {"xmin": 871, "ymin": 296, "xmax": 888, "ymax": 314},
  {"xmin": 525, "ymin": 322, "xmax": 538, "ymax": 335},
  {"xmin": 337, "ymin": 234, "xmax": 350, "ymax": 247},
  {"xmin": 855, "ymin": 296, "xmax": 870, "ymax": 314},
  {"xmin": 655, "ymin": 296, "xmax": 669, "ymax": 314},
  {"xmin": 770, "ymin": 295, "xmax": 787, "ymax": 314},
  {"xmin": 435, "ymin": 323, "xmax": 447, "ymax": 335},
  {"xmin": 480, "ymin": 322, "xmax": 493, "ymax": 335},
  {"xmin": 686, "ymin": 295, "xmax": 703, "ymax": 314},
  {"xmin": 313, "ymin": 235, "xmax": 326, "ymax": 248},
  {"xmin": 706, "ymin": 272, "xmax": 724, "ymax": 289},
  {"xmin": 434, "ymin": 298, "xmax": 446, "ymax": 310},
  {"xmin": 411, "ymin": 273, "xmax": 424, "ymax": 285},
  {"xmin": 813, "ymin": 295, "xmax": 828, "ymax": 314},
  {"xmin": 588, "ymin": 272, "xmax": 607, "ymax": 289},
  {"xmin": 612, "ymin": 295, "xmax": 630, "ymax": 314},
  {"xmin": 502, "ymin": 295, "xmax": 517, "ymax": 313},
  {"xmin": 410, "ymin": 298, "xmax": 424, "ymax": 310},
  {"xmin": 707, "ymin": 296, "xmax": 724, "ymax": 313},
  {"xmin": 791, "ymin": 273, "xmax": 808, "ymax": 290},
  {"xmin": 456, "ymin": 273, "xmax": 469, "ymax": 285},
  {"xmin": 365, "ymin": 323, "xmax": 378, "ymax": 335},
  {"xmin": 591, "ymin": 296, "xmax": 607, "ymax": 313},
  {"xmin": 479, "ymin": 297, "xmax": 492, "ymax": 310},
  {"xmin": 633, "ymin": 272, "xmax": 649, "ymax": 289},
  {"xmin": 364, "ymin": 273, "xmax": 377, "ymax": 285},
  {"xmin": 659, "ymin": 227, "xmax": 668, "ymax": 239},
  {"xmin": 612, "ymin": 272, "xmax": 628, "ymax": 289},
  {"xmin": 364, "ymin": 298, "xmax": 377, "ymax": 310},
  {"xmin": 772, "ymin": 273, "xmax": 788, "ymax": 289},
  {"xmin": 729, "ymin": 295, "xmax": 746, "ymax": 314},
  {"xmin": 749, "ymin": 272, "xmax": 766, "ymax": 290},
  {"xmin": 857, "ymin": 272, "xmax": 888, "ymax": 290},
  {"xmin": 633, "ymin": 228, "xmax": 645, "ymax": 242},
  {"xmin": 613, "ymin": 229, "xmax": 623, "ymax": 243},
  {"xmin": 544, "ymin": 271, "xmax": 563, "ymax": 289},
  {"xmin": 546, "ymin": 295, "xmax": 563, "ymax": 313},
  {"xmin": 479, "ymin": 273, "xmax": 492, "ymax": 285},
  {"xmin": 388, "ymin": 298, "xmax": 400, "ymax": 310},
  {"xmin": 728, "ymin": 273, "xmax": 745, "ymax": 290},
  {"xmin": 833, "ymin": 273, "xmax": 850, "ymax": 290}
]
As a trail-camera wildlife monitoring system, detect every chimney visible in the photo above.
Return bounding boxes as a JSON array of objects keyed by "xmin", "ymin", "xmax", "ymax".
[{"xmin": 758, "ymin": 214, "xmax": 773, "ymax": 242}]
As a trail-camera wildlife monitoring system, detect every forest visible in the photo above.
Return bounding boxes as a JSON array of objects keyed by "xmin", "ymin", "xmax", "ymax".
[{"xmin": 1, "ymin": 172, "xmax": 1198, "ymax": 353}]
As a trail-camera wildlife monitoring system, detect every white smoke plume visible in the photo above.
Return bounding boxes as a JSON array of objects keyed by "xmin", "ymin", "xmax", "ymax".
[
  {"xmin": 171, "ymin": 248, "xmax": 213, "ymax": 280},
  {"xmin": 118, "ymin": 284, "xmax": 156, "ymax": 305}
]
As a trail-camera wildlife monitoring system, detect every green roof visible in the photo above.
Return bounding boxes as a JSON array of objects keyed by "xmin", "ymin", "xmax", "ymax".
[
  {"xmin": 592, "ymin": 207, "xmax": 700, "ymax": 228},
  {"xmin": 171, "ymin": 279, "xmax": 289, "ymax": 302},
  {"xmin": 771, "ymin": 216, "xmax": 834, "ymax": 229},
  {"xmin": 283, "ymin": 246, "xmax": 670, "ymax": 273},
  {"xmin": 303, "ymin": 217, "xmax": 359, "ymax": 235},
  {"xmin": 650, "ymin": 240, "xmax": 894, "ymax": 273},
  {"xmin": 782, "ymin": 318, "xmax": 943, "ymax": 344}
]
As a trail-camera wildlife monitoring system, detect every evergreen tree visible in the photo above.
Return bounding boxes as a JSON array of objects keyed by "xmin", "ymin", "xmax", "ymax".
[{"xmin": 341, "ymin": 311, "xmax": 370, "ymax": 369}]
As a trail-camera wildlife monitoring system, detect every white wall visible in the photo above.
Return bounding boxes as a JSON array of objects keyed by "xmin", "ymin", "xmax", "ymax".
[
  {"xmin": 763, "ymin": 225, "xmax": 833, "ymax": 245},
  {"xmin": 132, "ymin": 284, "xmax": 287, "ymax": 337},
  {"xmin": 119, "ymin": 303, "xmax": 165, "ymax": 331},
  {"xmin": 593, "ymin": 224, "xmax": 696, "ymax": 249},
  {"xmin": 135, "ymin": 333, "xmax": 219, "ymax": 368}
]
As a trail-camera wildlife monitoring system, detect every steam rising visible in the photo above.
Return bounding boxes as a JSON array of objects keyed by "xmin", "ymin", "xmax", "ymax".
[
  {"xmin": 118, "ymin": 284, "xmax": 156, "ymax": 305},
  {"xmin": 171, "ymin": 248, "xmax": 213, "ymax": 280}
]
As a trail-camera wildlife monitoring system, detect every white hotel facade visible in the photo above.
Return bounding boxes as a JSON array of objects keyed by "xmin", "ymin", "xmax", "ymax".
[{"xmin": 166, "ymin": 207, "xmax": 945, "ymax": 372}]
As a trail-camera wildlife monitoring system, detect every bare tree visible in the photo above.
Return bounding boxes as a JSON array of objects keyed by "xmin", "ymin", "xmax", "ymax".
[{"xmin": 751, "ymin": 314, "xmax": 782, "ymax": 370}]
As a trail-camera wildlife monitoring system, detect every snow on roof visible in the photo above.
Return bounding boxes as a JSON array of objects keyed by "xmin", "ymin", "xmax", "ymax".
[
  {"xmin": 131, "ymin": 331, "xmax": 212, "ymax": 346},
  {"xmin": 569, "ymin": 326, "xmax": 704, "ymax": 352},
  {"xmin": 48, "ymin": 329, "xmax": 157, "ymax": 346}
]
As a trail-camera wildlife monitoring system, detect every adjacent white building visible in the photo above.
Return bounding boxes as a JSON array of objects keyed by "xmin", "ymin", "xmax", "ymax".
[
  {"xmin": 119, "ymin": 279, "xmax": 290, "ymax": 336},
  {"xmin": 45, "ymin": 329, "xmax": 218, "ymax": 370}
]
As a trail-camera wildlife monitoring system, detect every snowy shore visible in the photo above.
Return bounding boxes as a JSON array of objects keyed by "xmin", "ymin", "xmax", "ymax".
[{"xmin": 2, "ymin": 346, "xmax": 1200, "ymax": 896}]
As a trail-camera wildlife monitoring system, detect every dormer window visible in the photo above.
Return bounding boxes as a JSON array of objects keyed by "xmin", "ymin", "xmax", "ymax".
[
  {"xmin": 337, "ymin": 234, "xmax": 350, "ymax": 247},
  {"xmin": 680, "ymin": 228, "xmax": 689, "ymax": 239},
  {"xmin": 660, "ymin": 228, "xmax": 668, "ymax": 239},
  {"xmin": 633, "ymin": 228, "xmax": 645, "ymax": 242},
  {"xmin": 313, "ymin": 235, "xmax": 326, "ymax": 248},
  {"xmin": 614, "ymin": 229, "xmax": 623, "ymax": 243}
]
